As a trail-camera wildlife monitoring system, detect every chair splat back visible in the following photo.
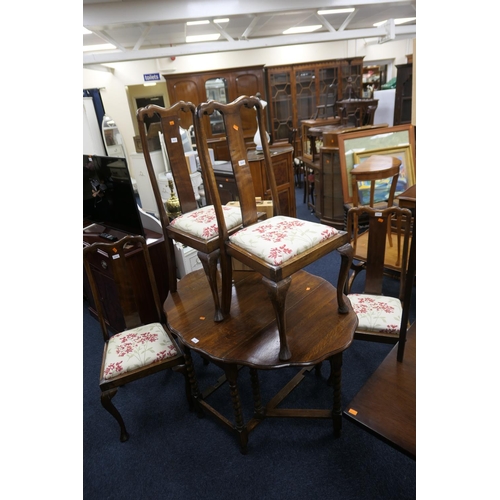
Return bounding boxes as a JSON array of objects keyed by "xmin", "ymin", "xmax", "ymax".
[
  {"xmin": 196, "ymin": 96, "xmax": 281, "ymax": 236},
  {"xmin": 137, "ymin": 102, "xmax": 198, "ymax": 222},
  {"xmin": 347, "ymin": 205, "xmax": 412, "ymax": 300}
]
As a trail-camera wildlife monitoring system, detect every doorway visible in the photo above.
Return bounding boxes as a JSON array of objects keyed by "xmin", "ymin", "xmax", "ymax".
[{"xmin": 135, "ymin": 96, "xmax": 166, "ymax": 131}]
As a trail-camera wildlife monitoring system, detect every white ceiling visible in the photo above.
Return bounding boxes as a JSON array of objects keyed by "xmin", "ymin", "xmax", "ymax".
[{"xmin": 83, "ymin": 0, "xmax": 416, "ymax": 68}]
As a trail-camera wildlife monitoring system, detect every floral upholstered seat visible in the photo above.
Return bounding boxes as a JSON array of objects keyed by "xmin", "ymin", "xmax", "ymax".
[
  {"xmin": 229, "ymin": 215, "xmax": 339, "ymax": 266},
  {"xmin": 347, "ymin": 294, "xmax": 402, "ymax": 335},
  {"xmin": 102, "ymin": 323, "xmax": 179, "ymax": 380},
  {"xmin": 170, "ymin": 205, "xmax": 242, "ymax": 240}
]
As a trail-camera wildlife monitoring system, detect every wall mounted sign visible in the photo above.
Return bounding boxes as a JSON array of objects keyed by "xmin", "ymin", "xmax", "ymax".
[{"xmin": 143, "ymin": 73, "xmax": 161, "ymax": 82}]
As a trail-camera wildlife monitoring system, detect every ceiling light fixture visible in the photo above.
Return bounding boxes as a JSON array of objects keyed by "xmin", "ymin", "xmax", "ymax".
[
  {"xmin": 83, "ymin": 43, "xmax": 117, "ymax": 52},
  {"xmin": 186, "ymin": 20, "xmax": 209, "ymax": 26},
  {"xmin": 83, "ymin": 27, "xmax": 92, "ymax": 35},
  {"xmin": 214, "ymin": 18, "xmax": 229, "ymax": 24},
  {"xmin": 374, "ymin": 17, "xmax": 416, "ymax": 27},
  {"xmin": 144, "ymin": 82, "xmax": 157, "ymax": 87},
  {"xmin": 283, "ymin": 25, "xmax": 322, "ymax": 35},
  {"xmin": 186, "ymin": 34, "xmax": 221, "ymax": 43},
  {"xmin": 317, "ymin": 8, "xmax": 355, "ymax": 15}
]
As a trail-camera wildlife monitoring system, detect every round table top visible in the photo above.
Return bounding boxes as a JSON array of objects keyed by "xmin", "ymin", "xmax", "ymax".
[{"xmin": 164, "ymin": 269, "xmax": 357, "ymax": 369}]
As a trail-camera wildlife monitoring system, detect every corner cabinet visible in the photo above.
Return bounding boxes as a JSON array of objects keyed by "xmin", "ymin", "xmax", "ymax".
[
  {"xmin": 265, "ymin": 58, "xmax": 364, "ymax": 153},
  {"xmin": 163, "ymin": 66, "xmax": 266, "ymax": 160}
]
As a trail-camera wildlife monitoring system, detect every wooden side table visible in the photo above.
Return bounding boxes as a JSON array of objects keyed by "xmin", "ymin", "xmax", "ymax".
[{"xmin": 164, "ymin": 268, "xmax": 358, "ymax": 453}]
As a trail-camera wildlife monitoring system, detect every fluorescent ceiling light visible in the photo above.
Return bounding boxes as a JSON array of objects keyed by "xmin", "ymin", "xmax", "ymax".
[
  {"xmin": 83, "ymin": 27, "xmax": 92, "ymax": 35},
  {"xmin": 186, "ymin": 33, "xmax": 221, "ymax": 43},
  {"xmin": 214, "ymin": 18, "xmax": 229, "ymax": 23},
  {"xmin": 186, "ymin": 20, "xmax": 209, "ymax": 26},
  {"xmin": 144, "ymin": 82, "xmax": 157, "ymax": 87},
  {"xmin": 317, "ymin": 8, "xmax": 355, "ymax": 15},
  {"xmin": 374, "ymin": 17, "xmax": 416, "ymax": 27},
  {"xmin": 283, "ymin": 25, "xmax": 322, "ymax": 35},
  {"xmin": 83, "ymin": 43, "xmax": 117, "ymax": 52}
]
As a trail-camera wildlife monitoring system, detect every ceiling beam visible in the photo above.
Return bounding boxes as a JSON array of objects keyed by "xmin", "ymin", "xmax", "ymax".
[{"xmin": 83, "ymin": 24, "xmax": 415, "ymax": 67}]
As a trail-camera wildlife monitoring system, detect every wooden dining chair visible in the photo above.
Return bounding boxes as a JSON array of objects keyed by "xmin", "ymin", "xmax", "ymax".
[
  {"xmin": 195, "ymin": 95, "xmax": 352, "ymax": 361},
  {"xmin": 83, "ymin": 235, "xmax": 192, "ymax": 442},
  {"xmin": 345, "ymin": 205, "xmax": 413, "ymax": 344},
  {"xmin": 137, "ymin": 102, "xmax": 243, "ymax": 322}
]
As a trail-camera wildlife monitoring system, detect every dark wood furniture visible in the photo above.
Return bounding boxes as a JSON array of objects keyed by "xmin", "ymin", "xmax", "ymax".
[
  {"xmin": 164, "ymin": 268, "xmax": 358, "ymax": 454},
  {"xmin": 196, "ymin": 95, "xmax": 352, "ymax": 361},
  {"xmin": 301, "ymin": 117, "xmax": 341, "ymax": 162},
  {"xmin": 83, "ymin": 235, "xmax": 192, "ymax": 442},
  {"xmin": 344, "ymin": 321, "xmax": 416, "ymax": 459},
  {"xmin": 83, "ymin": 223, "xmax": 169, "ymax": 333},
  {"xmin": 163, "ymin": 66, "xmax": 266, "ymax": 159},
  {"xmin": 212, "ymin": 146, "xmax": 295, "ymax": 217},
  {"xmin": 336, "ymin": 98, "xmax": 379, "ymax": 127},
  {"xmin": 393, "ymin": 63, "xmax": 413, "ymax": 125},
  {"xmin": 397, "ymin": 184, "xmax": 416, "ymax": 210},
  {"xmin": 266, "ymin": 58, "xmax": 364, "ymax": 152}
]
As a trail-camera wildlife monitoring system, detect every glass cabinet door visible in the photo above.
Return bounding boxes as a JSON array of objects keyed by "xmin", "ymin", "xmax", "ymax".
[
  {"xmin": 268, "ymin": 70, "xmax": 293, "ymax": 142},
  {"xmin": 295, "ymin": 69, "xmax": 316, "ymax": 124},
  {"xmin": 318, "ymin": 67, "xmax": 339, "ymax": 108}
]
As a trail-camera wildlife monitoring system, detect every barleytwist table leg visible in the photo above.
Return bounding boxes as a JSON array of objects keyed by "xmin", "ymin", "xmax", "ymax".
[
  {"xmin": 184, "ymin": 346, "xmax": 203, "ymax": 418},
  {"xmin": 249, "ymin": 368, "xmax": 264, "ymax": 418},
  {"xmin": 225, "ymin": 364, "xmax": 249, "ymax": 454}
]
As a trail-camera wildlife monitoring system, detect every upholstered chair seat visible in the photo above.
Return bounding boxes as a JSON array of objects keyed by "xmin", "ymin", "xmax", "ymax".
[
  {"xmin": 102, "ymin": 323, "xmax": 179, "ymax": 380},
  {"xmin": 171, "ymin": 205, "xmax": 242, "ymax": 240},
  {"xmin": 229, "ymin": 216, "xmax": 339, "ymax": 266},
  {"xmin": 347, "ymin": 294, "xmax": 402, "ymax": 335}
]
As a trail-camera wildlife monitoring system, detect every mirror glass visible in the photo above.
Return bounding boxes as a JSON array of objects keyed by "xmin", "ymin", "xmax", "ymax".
[{"xmin": 205, "ymin": 78, "xmax": 228, "ymax": 134}]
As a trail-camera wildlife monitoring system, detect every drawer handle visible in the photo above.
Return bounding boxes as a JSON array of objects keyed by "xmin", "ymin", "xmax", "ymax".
[{"xmin": 100, "ymin": 260, "xmax": 108, "ymax": 270}]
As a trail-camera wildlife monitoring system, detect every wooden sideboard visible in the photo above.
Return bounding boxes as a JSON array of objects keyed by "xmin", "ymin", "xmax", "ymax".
[{"xmin": 213, "ymin": 146, "xmax": 296, "ymax": 217}]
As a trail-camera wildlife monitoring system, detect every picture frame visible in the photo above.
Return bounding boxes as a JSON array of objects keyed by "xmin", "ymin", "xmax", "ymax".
[
  {"xmin": 337, "ymin": 124, "xmax": 416, "ymax": 204},
  {"xmin": 353, "ymin": 145, "xmax": 415, "ymax": 204}
]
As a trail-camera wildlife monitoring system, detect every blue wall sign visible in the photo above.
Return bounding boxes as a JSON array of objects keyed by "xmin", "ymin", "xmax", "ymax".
[{"xmin": 143, "ymin": 73, "xmax": 161, "ymax": 82}]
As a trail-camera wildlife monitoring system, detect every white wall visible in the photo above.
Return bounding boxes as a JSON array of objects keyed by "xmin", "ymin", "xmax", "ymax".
[{"xmin": 83, "ymin": 37, "xmax": 414, "ymax": 162}]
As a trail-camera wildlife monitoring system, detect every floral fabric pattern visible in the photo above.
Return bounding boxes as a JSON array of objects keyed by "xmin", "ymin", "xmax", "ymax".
[
  {"xmin": 103, "ymin": 323, "xmax": 178, "ymax": 380},
  {"xmin": 170, "ymin": 205, "xmax": 242, "ymax": 239},
  {"xmin": 348, "ymin": 294, "xmax": 402, "ymax": 334},
  {"xmin": 229, "ymin": 215, "xmax": 338, "ymax": 265}
]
